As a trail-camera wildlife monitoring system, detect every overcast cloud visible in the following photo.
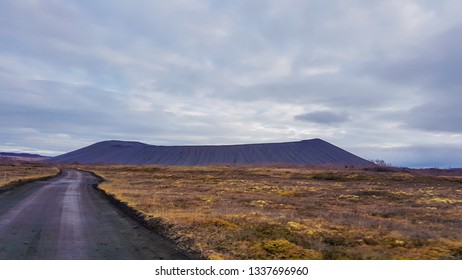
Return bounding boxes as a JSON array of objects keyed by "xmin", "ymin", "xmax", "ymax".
[{"xmin": 1, "ymin": 0, "xmax": 462, "ymax": 167}]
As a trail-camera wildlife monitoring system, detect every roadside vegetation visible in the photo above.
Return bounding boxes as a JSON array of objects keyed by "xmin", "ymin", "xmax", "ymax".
[
  {"xmin": 84, "ymin": 164, "xmax": 462, "ymax": 260},
  {"xmin": 0, "ymin": 161, "xmax": 59, "ymax": 189}
]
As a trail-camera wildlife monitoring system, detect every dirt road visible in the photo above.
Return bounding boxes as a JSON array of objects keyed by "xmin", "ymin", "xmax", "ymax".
[{"xmin": 0, "ymin": 169, "xmax": 188, "ymax": 260}]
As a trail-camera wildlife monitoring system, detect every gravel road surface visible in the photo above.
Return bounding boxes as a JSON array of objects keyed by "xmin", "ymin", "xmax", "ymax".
[{"xmin": 0, "ymin": 169, "xmax": 188, "ymax": 260}]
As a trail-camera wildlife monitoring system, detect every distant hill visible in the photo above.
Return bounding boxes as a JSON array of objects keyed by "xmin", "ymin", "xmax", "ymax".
[
  {"xmin": 0, "ymin": 152, "xmax": 49, "ymax": 162},
  {"xmin": 50, "ymin": 139, "xmax": 372, "ymax": 166}
]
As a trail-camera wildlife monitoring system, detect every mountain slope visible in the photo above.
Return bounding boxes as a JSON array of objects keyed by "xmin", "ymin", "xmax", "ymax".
[
  {"xmin": 51, "ymin": 139, "xmax": 371, "ymax": 166},
  {"xmin": 0, "ymin": 152, "xmax": 49, "ymax": 162}
]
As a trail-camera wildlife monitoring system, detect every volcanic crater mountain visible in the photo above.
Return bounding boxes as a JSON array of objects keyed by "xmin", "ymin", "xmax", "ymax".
[{"xmin": 51, "ymin": 138, "xmax": 371, "ymax": 166}]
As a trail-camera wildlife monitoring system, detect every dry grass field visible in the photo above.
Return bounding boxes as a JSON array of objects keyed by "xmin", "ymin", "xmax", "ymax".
[
  {"xmin": 84, "ymin": 165, "xmax": 462, "ymax": 260},
  {"xmin": 0, "ymin": 161, "xmax": 59, "ymax": 189}
]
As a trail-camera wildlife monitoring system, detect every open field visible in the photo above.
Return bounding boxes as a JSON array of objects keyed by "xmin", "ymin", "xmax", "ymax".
[
  {"xmin": 0, "ymin": 162, "xmax": 60, "ymax": 189},
  {"xmin": 83, "ymin": 164, "xmax": 462, "ymax": 259}
]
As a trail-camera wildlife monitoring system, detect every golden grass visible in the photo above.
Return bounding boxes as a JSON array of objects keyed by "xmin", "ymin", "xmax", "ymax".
[
  {"xmin": 83, "ymin": 165, "xmax": 462, "ymax": 260},
  {"xmin": 0, "ymin": 162, "xmax": 60, "ymax": 189}
]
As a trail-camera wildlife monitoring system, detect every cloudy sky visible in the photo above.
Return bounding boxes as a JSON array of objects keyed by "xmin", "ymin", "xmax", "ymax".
[{"xmin": 1, "ymin": 0, "xmax": 462, "ymax": 167}]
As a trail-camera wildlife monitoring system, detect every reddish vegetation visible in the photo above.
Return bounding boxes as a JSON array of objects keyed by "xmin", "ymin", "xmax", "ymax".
[
  {"xmin": 84, "ymin": 164, "xmax": 462, "ymax": 260},
  {"xmin": 0, "ymin": 162, "xmax": 59, "ymax": 190}
]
